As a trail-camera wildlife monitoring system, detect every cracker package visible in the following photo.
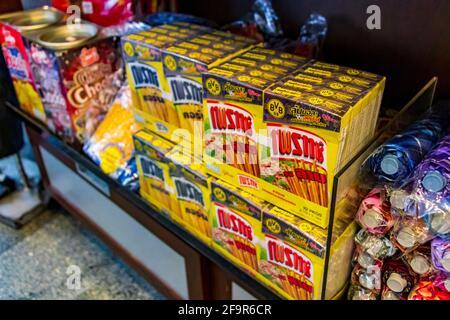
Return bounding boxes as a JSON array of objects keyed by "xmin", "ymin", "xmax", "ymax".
[
  {"xmin": 205, "ymin": 59, "xmax": 384, "ymax": 228},
  {"xmin": 294, "ymin": 60, "xmax": 385, "ymax": 156},
  {"xmin": 161, "ymin": 31, "xmax": 259, "ymax": 141},
  {"xmin": 133, "ymin": 130, "xmax": 181, "ymax": 218},
  {"xmin": 258, "ymin": 64, "xmax": 384, "ymax": 226},
  {"xmin": 203, "ymin": 47, "xmax": 309, "ymax": 177},
  {"xmin": 84, "ymin": 85, "xmax": 141, "ymax": 179},
  {"xmin": 167, "ymin": 147, "xmax": 212, "ymax": 245},
  {"xmin": 122, "ymin": 23, "xmax": 212, "ymax": 135},
  {"xmin": 210, "ymin": 179, "xmax": 267, "ymax": 274},
  {"xmin": 258, "ymin": 205, "xmax": 328, "ymax": 300}
]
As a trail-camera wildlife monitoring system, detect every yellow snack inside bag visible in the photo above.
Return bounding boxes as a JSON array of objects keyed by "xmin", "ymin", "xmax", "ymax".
[{"xmin": 84, "ymin": 86, "xmax": 141, "ymax": 178}]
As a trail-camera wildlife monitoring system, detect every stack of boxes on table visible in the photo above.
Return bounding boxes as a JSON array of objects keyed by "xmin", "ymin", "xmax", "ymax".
[
  {"xmin": 0, "ymin": 8, "xmax": 386, "ymax": 299},
  {"xmin": 125, "ymin": 21, "xmax": 386, "ymax": 300}
]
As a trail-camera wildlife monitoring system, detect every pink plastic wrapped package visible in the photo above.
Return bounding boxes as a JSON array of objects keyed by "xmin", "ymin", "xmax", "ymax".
[{"xmin": 356, "ymin": 188, "xmax": 394, "ymax": 235}]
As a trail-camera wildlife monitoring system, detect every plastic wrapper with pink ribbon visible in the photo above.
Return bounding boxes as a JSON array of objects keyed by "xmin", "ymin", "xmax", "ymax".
[{"xmin": 356, "ymin": 188, "xmax": 394, "ymax": 236}]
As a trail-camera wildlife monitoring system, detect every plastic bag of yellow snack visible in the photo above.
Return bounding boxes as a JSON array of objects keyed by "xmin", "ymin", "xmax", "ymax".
[{"xmin": 83, "ymin": 85, "xmax": 141, "ymax": 181}]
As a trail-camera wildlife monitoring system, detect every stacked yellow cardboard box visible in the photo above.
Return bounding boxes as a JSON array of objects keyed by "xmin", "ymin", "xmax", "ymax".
[
  {"xmin": 124, "ymin": 24, "xmax": 385, "ymax": 299},
  {"xmin": 121, "ymin": 22, "xmax": 214, "ymax": 135},
  {"xmin": 204, "ymin": 59, "xmax": 385, "ymax": 228}
]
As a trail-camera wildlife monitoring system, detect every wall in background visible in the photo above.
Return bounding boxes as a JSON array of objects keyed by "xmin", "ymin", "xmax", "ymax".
[
  {"xmin": 20, "ymin": 0, "xmax": 50, "ymax": 10},
  {"xmin": 179, "ymin": 0, "xmax": 450, "ymax": 108},
  {"xmin": 0, "ymin": 1, "xmax": 22, "ymax": 13}
]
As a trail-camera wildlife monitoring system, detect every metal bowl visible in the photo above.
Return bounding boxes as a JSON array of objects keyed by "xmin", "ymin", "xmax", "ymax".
[
  {"xmin": 6, "ymin": 7, "xmax": 64, "ymax": 32},
  {"xmin": 37, "ymin": 23, "xmax": 98, "ymax": 50}
]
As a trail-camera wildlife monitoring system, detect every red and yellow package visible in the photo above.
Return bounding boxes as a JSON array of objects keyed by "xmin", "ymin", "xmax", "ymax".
[
  {"xmin": 161, "ymin": 31, "xmax": 259, "ymax": 141},
  {"xmin": 258, "ymin": 205, "xmax": 328, "ymax": 300},
  {"xmin": 203, "ymin": 47, "xmax": 309, "ymax": 177},
  {"xmin": 205, "ymin": 60, "xmax": 384, "ymax": 228},
  {"xmin": 210, "ymin": 179, "xmax": 267, "ymax": 274},
  {"xmin": 133, "ymin": 130, "xmax": 181, "ymax": 218},
  {"xmin": 0, "ymin": 7, "xmax": 65, "ymax": 124}
]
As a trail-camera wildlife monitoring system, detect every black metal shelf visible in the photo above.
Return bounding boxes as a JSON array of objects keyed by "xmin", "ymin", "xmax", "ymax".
[{"xmin": 5, "ymin": 101, "xmax": 281, "ymax": 300}]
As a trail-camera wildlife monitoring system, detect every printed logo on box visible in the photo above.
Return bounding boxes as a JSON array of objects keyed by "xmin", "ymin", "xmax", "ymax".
[
  {"xmin": 208, "ymin": 101, "xmax": 255, "ymax": 138},
  {"xmin": 237, "ymin": 174, "xmax": 258, "ymax": 189},
  {"xmin": 268, "ymin": 124, "xmax": 327, "ymax": 170},
  {"xmin": 139, "ymin": 156, "xmax": 164, "ymax": 182},
  {"xmin": 173, "ymin": 177, "xmax": 205, "ymax": 207},
  {"xmin": 168, "ymin": 76, "xmax": 203, "ymax": 105},
  {"xmin": 265, "ymin": 236, "xmax": 314, "ymax": 282},
  {"xmin": 215, "ymin": 205, "xmax": 254, "ymax": 242},
  {"xmin": 129, "ymin": 62, "xmax": 161, "ymax": 89}
]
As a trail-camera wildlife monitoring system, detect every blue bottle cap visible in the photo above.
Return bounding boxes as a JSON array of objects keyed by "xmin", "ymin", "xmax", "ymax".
[
  {"xmin": 422, "ymin": 170, "xmax": 447, "ymax": 193},
  {"xmin": 381, "ymin": 154, "xmax": 399, "ymax": 175}
]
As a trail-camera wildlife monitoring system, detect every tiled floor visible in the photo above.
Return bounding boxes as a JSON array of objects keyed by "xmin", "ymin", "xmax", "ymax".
[{"xmin": 0, "ymin": 208, "xmax": 166, "ymax": 300}]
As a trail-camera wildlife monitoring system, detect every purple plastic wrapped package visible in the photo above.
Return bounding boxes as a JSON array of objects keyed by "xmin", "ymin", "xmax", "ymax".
[
  {"xmin": 412, "ymin": 134, "xmax": 450, "ymax": 200},
  {"xmin": 406, "ymin": 134, "xmax": 450, "ymax": 235},
  {"xmin": 431, "ymin": 236, "xmax": 450, "ymax": 273}
]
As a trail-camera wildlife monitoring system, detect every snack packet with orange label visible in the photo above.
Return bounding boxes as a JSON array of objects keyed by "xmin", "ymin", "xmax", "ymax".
[{"xmin": 210, "ymin": 180, "xmax": 267, "ymax": 274}]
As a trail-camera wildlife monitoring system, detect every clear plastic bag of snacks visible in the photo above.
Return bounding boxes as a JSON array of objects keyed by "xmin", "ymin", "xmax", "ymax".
[
  {"xmin": 83, "ymin": 85, "xmax": 141, "ymax": 182},
  {"xmin": 403, "ymin": 244, "xmax": 434, "ymax": 276},
  {"xmin": 359, "ymin": 108, "xmax": 449, "ymax": 190},
  {"xmin": 381, "ymin": 257, "xmax": 418, "ymax": 300}
]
